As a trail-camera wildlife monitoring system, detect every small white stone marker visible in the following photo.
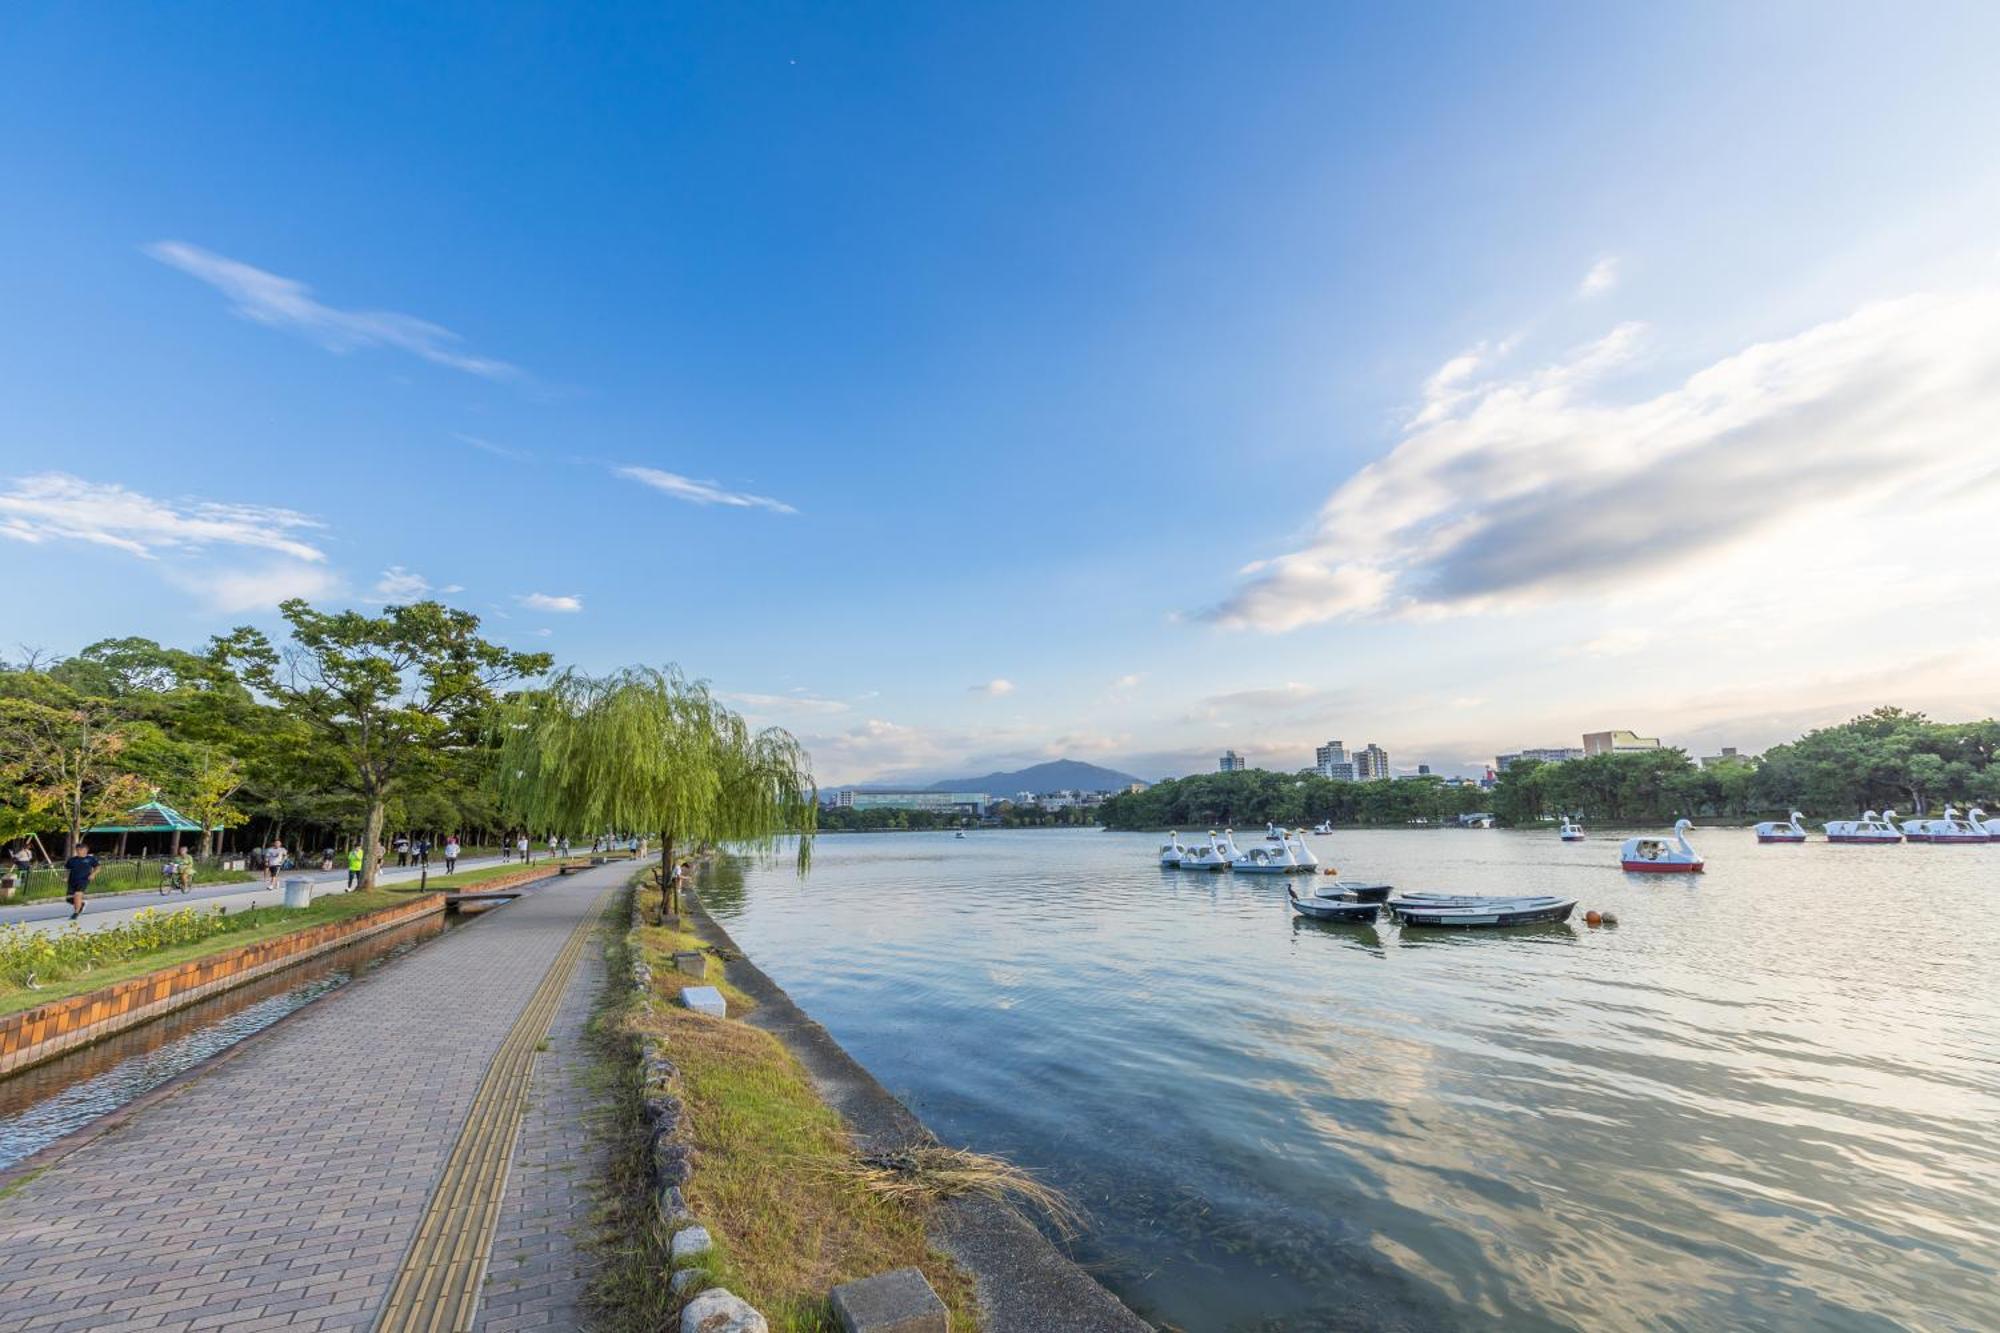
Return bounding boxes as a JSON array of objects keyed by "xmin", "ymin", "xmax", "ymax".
[
  {"xmin": 679, "ymin": 985, "xmax": 726, "ymax": 1017},
  {"xmin": 671, "ymin": 1225, "xmax": 713, "ymax": 1265}
]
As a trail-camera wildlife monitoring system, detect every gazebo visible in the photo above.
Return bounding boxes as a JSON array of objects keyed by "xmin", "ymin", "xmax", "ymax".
[{"xmin": 86, "ymin": 799, "xmax": 217, "ymax": 858}]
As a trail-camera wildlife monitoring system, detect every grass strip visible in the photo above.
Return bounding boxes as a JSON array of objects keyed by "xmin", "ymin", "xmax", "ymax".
[{"xmin": 0, "ymin": 890, "xmax": 422, "ymax": 1016}]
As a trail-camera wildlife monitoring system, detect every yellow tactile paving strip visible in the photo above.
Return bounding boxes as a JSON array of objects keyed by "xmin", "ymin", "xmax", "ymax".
[{"xmin": 374, "ymin": 885, "xmax": 610, "ymax": 1333}]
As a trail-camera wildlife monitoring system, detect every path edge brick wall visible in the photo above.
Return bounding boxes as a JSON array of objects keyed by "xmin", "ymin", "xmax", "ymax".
[{"xmin": 0, "ymin": 892, "xmax": 447, "ymax": 1076}]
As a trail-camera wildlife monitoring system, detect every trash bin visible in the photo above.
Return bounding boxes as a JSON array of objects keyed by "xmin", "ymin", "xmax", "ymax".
[{"xmin": 282, "ymin": 877, "xmax": 313, "ymax": 909}]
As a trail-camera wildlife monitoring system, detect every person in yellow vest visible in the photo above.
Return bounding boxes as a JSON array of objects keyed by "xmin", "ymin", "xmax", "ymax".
[{"xmin": 346, "ymin": 844, "xmax": 364, "ymax": 890}]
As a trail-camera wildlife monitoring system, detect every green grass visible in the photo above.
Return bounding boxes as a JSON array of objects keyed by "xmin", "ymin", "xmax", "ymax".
[{"xmin": 0, "ymin": 890, "xmax": 425, "ymax": 1016}]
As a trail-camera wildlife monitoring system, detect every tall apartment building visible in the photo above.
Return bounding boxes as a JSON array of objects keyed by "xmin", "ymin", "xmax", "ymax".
[
  {"xmin": 1219, "ymin": 749, "xmax": 1247, "ymax": 772},
  {"xmin": 1314, "ymin": 740, "xmax": 1355, "ymax": 781},
  {"xmin": 1582, "ymin": 730, "xmax": 1661, "ymax": 757},
  {"xmin": 1355, "ymin": 743, "xmax": 1390, "ymax": 780}
]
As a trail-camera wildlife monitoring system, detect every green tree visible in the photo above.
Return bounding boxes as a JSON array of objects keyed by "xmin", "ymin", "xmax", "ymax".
[
  {"xmin": 0, "ymin": 684, "xmax": 150, "ymax": 852},
  {"xmin": 216, "ymin": 600, "xmax": 550, "ymax": 889},
  {"xmin": 496, "ymin": 666, "xmax": 816, "ymax": 914}
]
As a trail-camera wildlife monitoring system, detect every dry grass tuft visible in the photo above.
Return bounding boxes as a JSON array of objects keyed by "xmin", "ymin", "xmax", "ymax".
[{"xmin": 821, "ymin": 1144, "xmax": 1087, "ymax": 1239}]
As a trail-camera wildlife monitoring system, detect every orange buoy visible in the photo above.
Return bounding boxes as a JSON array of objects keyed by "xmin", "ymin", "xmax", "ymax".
[{"xmin": 1585, "ymin": 910, "xmax": 1603, "ymax": 925}]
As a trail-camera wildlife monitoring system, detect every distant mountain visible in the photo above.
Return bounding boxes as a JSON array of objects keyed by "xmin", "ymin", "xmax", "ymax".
[{"xmin": 929, "ymin": 759, "xmax": 1145, "ymax": 796}]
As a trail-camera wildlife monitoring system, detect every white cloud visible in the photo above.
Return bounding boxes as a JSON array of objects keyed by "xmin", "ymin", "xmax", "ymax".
[
  {"xmin": 972, "ymin": 678, "xmax": 1015, "ymax": 696},
  {"xmin": 454, "ymin": 432, "xmax": 532, "ymax": 461},
  {"xmin": 146, "ymin": 241, "xmax": 518, "ymax": 380},
  {"xmin": 614, "ymin": 465, "xmax": 796, "ymax": 515},
  {"xmin": 724, "ymin": 690, "xmax": 852, "ymax": 717},
  {"xmin": 1112, "ymin": 673, "xmax": 1144, "ymax": 691},
  {"xmin": 1206, "ymin": 287, "xmax": 2000, "ymax": 632},
  {"xmin": 517, "ymin": 592, "xmax": 582, "ymax": 613},
  {"xmin": 368, "ymin": 566, "xmax": 432, "ymax": 602},
  {"xmin": 189, "ymin": 562, "xmax": 344, "ymax": 614},
  {"xmin": 0, "ymin": 472, "xmax": 327, "ymax": 563},
  {"xmin": 1579, "ymin": 256, "xmax": 1620, "ymax": 297}
]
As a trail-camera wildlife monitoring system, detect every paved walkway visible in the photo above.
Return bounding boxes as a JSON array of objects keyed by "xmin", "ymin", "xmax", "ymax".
[
  {"xmin": 0, "ymin": 853, "xmax": 576, "ymax": 937},
  {"xmin": 0, "ymin": 860, "xmax": 628, "ymax": 1332}
]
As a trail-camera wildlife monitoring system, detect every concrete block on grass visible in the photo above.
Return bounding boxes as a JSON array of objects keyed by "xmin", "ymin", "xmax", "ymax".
[
  {"xmin": 682, "ymin": 1289, "xmax": 767, "ymax": 1333},
  {"xmin": 679, "ymin": 985, "xmax": 726, "ymax": 1017},
  {"xmin": 830, "ymin": 1267, "xmax": 949, "ymax": 1333},
  {"xmin": 673, "ymin": 950, "xmax": 707, "ymax": 977}
]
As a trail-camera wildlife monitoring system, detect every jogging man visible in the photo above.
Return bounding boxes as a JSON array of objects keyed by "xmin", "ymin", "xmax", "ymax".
[
  {"xmin": 64, "ymin": 842, "xmax": 100, "ymax": 920},
  {"xmin": 347, "ymin": 844, "xmax": 364, "ymax": 889}
]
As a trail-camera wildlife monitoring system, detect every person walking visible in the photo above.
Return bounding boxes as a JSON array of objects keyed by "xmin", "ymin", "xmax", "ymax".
[
  {"xmin": 346, "ymin": 844, "xmax": 364, "ymax": 889},
  {"xmin": 443, "ymin": 835, "xmax": 460, "ymax": 874},
  {"xmin": 394, "ymin": 835, "xmax": 410, "ymax": 868},
  {"xmin": 64, "ymin": 842, "xmax": 100, "ymax": 920},
  {"xmin": 263, "ymin": 839, "xmax": 286, "ymax": 887},
  {"xmin": 516, "ymin": 833, "xmax": 530, "ymax": 863}
]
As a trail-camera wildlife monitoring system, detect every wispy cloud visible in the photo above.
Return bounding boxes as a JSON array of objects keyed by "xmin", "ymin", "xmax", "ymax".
[
  {"xmin": 1205, "ymin": 286, "xmax": 2000, "ymax": 632},
  {"xmin": 0, "ymin": 472, "xmax": 327, "ymax": 563},
  {"xmin": 971, "ymin": 678, "xmax": 1016, "ymax": 696},
  {"xmin": 145, "ymin": 241, "xmax": 519, "ymax": 380},
  {"xmin": 614, "ymin": 465, "xmax": 797, "ymax": 515},
  {"xmin": 192, "ymin": 563, "xmax": 344, "ymax": 614},
  {"xmin": 369, "ymin": 566, "xmax": 431, "ymax": 602},
  {"xmin": 1112, "ymin": 673, "xmax": 1144, "ymax": 692},
  {"xmin": 517, "ymin": 592, "xmax": 582, "ymax": 613},
  {"xmin": 723, "ymin": 690, "xmax": 853, "ymax": 717},
  {"xmin": 1579, "ymin": 256, "xmax": 1620, "ymax": 297},
  {"xmin": 454, "ymin": 433, "xmax": 532, "ymax": 461}
]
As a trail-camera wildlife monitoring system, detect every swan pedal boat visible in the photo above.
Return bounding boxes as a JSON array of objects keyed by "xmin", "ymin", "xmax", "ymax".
[
  {"xmin": 1823, "ymin": 810, "xmax": 1902, "ymax": 844},
  {"xmin": 1753, "ymin": 812, "xmax": 1808, "ymax": 843},
  {"xmin": 1387, "ymin": 895, "xmax": 1577, "ymax": 927},
  {"xmin": 1558, "ymin": 816, "xmax": 1586, "ymax": 841},
  {"xmin": 1903, "ymin": 806, "xmax": 1990, "ymax": 844},
  {"xmin": 1288, "ymin": 887, "xmax": 1382, "ymax": 923},
  {"xmin": 1620, "ymin": 819, "xmax": 1705, "ymax": 872}
]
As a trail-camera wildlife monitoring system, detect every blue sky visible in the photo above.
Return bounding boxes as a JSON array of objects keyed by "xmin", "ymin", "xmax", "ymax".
[{"xmin": 4, "ymin": 3, "xmax": 1999, "ymax": 783}]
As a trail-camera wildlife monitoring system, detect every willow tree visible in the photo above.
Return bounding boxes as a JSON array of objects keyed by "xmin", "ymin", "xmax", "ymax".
[{"xmin": 496, "ymin": 666, "xmax": 815, "ymax": 913}]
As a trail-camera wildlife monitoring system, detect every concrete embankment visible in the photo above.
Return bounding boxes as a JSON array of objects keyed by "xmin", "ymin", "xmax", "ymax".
[{"xmin": 681, "ymin": 889, "xmax": 1155, "ymax": 1333}]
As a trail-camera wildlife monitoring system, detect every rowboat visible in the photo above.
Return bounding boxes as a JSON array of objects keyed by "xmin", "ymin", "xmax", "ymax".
[
  {"xmin": 1315, "ymin": 880, "xmax": 1393, "ymax": 903},
  {"xmin": 1388, "ymin": 895, "xmax": 1577, "ymax": 927},
  {"xmin": 1288, "ymin": 887, "xmax": 1382, "ymax": 923}
]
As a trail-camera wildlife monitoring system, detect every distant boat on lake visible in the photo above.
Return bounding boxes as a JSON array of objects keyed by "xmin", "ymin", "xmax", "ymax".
[
  {"xmin": 1825, "ymin": 810, "xmax": 1903, "ymax": 844},
  {"xmin": 1558, "ymin": 815, "xmax": 1585, "ymax": 841}
]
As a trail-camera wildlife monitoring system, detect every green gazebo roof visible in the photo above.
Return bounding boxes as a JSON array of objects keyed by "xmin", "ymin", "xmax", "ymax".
[{"xmin": 86, "ymin": 799, "xmax": 217, "ymax": 835}]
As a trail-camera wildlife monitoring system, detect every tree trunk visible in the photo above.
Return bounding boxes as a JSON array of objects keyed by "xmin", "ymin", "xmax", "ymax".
[
  {"xmin": 659, "ymin": 833, "xmax": 676, "ymax": 916},
  {"xmin": 360, "ymin": 798, "xmax": 387, "ymax": 890}
]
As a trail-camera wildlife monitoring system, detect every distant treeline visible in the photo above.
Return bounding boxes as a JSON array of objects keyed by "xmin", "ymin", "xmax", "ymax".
[
  {"xmin": 1099, "ymin": 709, "xmax": 2000, "ymax": 829},
  {"xmin": 816, "ymin": 804, "xmax": 1098, "ymax": 832}
]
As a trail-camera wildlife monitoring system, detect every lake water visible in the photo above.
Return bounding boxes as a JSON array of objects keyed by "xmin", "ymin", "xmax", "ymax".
[{"xmin": 708, "ymin": 827, "xmax": 2000, "ymax": 1332}]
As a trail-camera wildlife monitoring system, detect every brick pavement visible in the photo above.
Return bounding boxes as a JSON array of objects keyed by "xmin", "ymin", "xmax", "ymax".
[
  {"xmin": 473, "ymin": 922, "xmax": 609, "ymax": 1332},
  {"xmin": 0, "ymin": 861, "xmax": 630, "ymax": 1332}
]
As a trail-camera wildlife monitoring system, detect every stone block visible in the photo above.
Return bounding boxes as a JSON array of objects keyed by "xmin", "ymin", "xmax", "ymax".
[
  {"xmin": 673, "ymin": 950, "xmax": 708, "ymax": 977},
  {"xmin": 671, "ymin": 1226, "xmax": 713, "ymax": 1266},
  {"xmin": 679, "ymin": 985, "xmax": 726, "ymax": 1017},
  {"xmin": 671, "ymin": 1266, "xmax": 708, "ymax": 1297},
  {"xmin": 682, "ymin": 1290, "xmax": 767, "ymax": 1333},
  {"xmin": 656, "ymin": 1183, "xmax": 693, "ymax": 1228},
  {"xmin": 830, "ymin": 1268, "xmax": 949, "ymax": 1333}
]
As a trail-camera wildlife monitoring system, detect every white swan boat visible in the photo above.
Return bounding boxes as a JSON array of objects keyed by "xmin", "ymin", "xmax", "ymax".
[
  {"xmin": 1753, "ymin": 811, "xmax": 1808, "ymax": 843},
  {"xmin": 1233, "ymin": 826, "xmax": 1302, "ymax": 874},
  {"xmin": 1558, "ymin": 816, "xmax": 1585, "ymax": 842},
  {"xmin": 1159, "ymin": 832, "xmax": 1189, "ymax": 867},
  {"xmin": 1620, "ymin": 819, "xmax": 1704, "ymax": 873},
  {"xmin": 1170, "ymin": 831, "xmax": 1232, "ymax": 871},
  {"xmin": 1972, "ymin": 807, "xmax": 1998, "ymax": 840},
  {"xmin": 1824, "ymin": 810, "xmax": 1902, "ymax": 844},
  {"xmin": 1310, "ymin": 821, "xmax": 1334, "ymax": 835},
  {"xmin": 1285, "ymin": 829, "xmax": 1320, "ymax": 871},
  {"xmin": 1906, "ymin": 805, "xmax": 1990, "ymax": 844}
]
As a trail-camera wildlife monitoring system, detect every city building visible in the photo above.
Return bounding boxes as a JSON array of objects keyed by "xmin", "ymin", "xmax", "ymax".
[
  {"xmin": 848, "ymin": 790, "xmax": 989, "ymax": 813},
  {"xmin": 1313, "ymin": 740, "xmax": 1352, "ymax": 780},
  {"xmin": 1220, "ymin": 750, "xmax": 1247, "ymax": 772},
  {"xmin": 1698, "ymin": 747, "xmax": 1755, "ymax": 768},
  {"xmin": 1582, "ymin": 730, "xmax": 1661, "ymax": 757},
  {"xmin": 1494, "ymin": 746, "xmax": 1586, "ymax": 771},
  {"xmin": 1354, "ymin": 743, "xmax": 1390, "ymax": 780},
  {"xmin": 1125, "ymin": 781, "xmax": 1149, "ymax": 794},
  {"xmin": 1417, "ymin": 764, "xmax": 1431, "ymax": 776}
]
